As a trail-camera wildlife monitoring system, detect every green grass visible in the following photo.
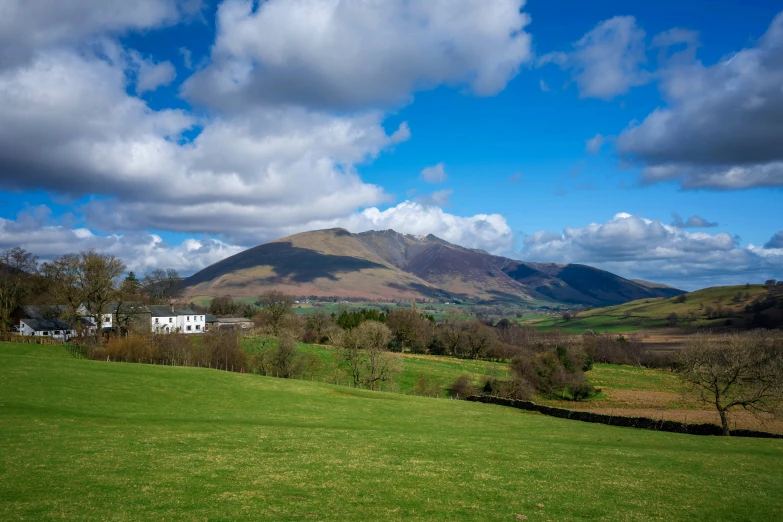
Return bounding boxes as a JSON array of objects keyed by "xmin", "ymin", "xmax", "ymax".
[
  {"xmin": 241, "ymin": 338, "xmax": 505, "ymax": 396},
  {"xmin": 2, "ymin": 343, "xmax": 783, "ymax": 521},
  {"xmin": 587, "ymin": 363, "xmax": 682, "ymax": 392}
]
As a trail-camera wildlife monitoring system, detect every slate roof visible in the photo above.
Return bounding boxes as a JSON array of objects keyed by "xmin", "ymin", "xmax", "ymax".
[
  {"xmin": 21, "ymin": 317, "xmax": 74, "ymax": 332},
  {"xmin": 102, "ymin": 302, "xmax": 150, "ymax": 314},
  {"xmin": 205, "ymin": 314, "xmax": 219, "ymax": 323},
  {"xmin": 173, "ymin": 309, "xmax": 197, "ymax": 316},
  {"xmin": 20, "ymin": 305, "xmax": 70, "ymax": 319},
  {"xmin": 148, "ymin": 305, "xmax": 176, "ymax": 317}
]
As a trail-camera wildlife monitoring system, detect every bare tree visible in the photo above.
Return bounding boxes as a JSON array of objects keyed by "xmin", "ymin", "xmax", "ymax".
[
  {"xmin": 677, "ymin": 331, "xmax": 783, "ymax": 436},
  {"xmin": 41, "ymin": 251, "xmax": 125, "ymax": 338},
  {"xmin": 355, "ymin": 321, "xmax": 399, "ymax": 391},
  {"xmin": 41, "ymin": 254, "xmax": 85, "ymax": 334},
  {"xmin": 0, "ymin": 247, "xmax": 39, "ymax": 331},
  {"xmin": 254, "ymin": 290, "xmax": 294, "ymax": 335},
  {"xmin": 79, "ymin": 251, "xmax": 126, "ymax": 337},
  {"xmin": 462, "ymin": 320, "xmax": 498, "ymax": 359},
  {"xmin": 386, "ymin": 308, "xmax": 433, "ymax": 353},
  {"xmin": 335, "ymin": 321, "xmax": 400, "ymax": 390},
  {"xmin": 142, "ymin": 268, "xmax": 182, "ymax": 304}
]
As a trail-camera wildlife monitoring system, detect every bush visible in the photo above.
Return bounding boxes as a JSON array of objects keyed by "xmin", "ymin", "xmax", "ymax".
[
  {"xmin": 413, "ymin": 374, "xmax": 442, "ymax": 396},
  {"xmin": 448, "ymin": 374, "xmax": 475, "ymax": 398}
]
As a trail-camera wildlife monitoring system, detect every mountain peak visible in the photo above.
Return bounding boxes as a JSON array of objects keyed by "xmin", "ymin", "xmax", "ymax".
[{"xmin": 182, "ymin": 228, "xmax": 683, "ymax": 305}]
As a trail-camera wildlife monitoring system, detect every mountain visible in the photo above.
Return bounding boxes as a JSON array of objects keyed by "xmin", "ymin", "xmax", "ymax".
[{"xmin": 182, "ymin": 228, "xmax": 684, "ymax": 306}]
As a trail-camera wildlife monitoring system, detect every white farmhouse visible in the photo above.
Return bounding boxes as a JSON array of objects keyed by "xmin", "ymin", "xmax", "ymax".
[
  {"xmin": 174, "ymin": 309, "xmax": 205, "ymax": 334},
  {"xmin": 148, "ymin": 305, "xmax": 177, "ymax": 333}
]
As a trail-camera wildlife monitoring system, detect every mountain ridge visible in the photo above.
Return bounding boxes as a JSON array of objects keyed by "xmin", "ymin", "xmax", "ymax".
[{"xmin": 182, "ymin": 228, "xmax": 683, "ymax": 306}]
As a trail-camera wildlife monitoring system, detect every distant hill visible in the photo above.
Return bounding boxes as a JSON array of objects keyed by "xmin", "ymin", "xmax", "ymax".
[
  {"xmin": 182, "ymin": 228, "xmax": 684, "ymax": 306},
  {"xmin": 527, "ymin": 284, "xmax": 781, "ymax": 333}
]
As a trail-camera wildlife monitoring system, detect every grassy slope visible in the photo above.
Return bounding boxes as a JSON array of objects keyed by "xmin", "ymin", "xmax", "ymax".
[
  {"xmin": 2, "ymin": 343, "xmax": 783, "ymax": 521},
  {"xmin": 525, "ymin": 284, "xmax": 768, "ymax": 333},
  {"xmin": 242, "ymin": 339, "xmax": 507, "ymax": 396}
]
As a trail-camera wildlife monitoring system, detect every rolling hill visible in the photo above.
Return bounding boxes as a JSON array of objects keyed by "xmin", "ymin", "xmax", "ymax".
[
  {"xmin": 183, "ymin": 228, "xmax": 683, "ymax": 306},
  {"xmin": 523, "ymin": 284, "xmax": 781, "ymax": 333}
]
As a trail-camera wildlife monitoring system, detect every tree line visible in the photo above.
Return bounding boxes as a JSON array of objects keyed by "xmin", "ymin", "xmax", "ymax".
[{"xmin": 0, "ymin": 247, "xmax": 183, "ymax": 335}]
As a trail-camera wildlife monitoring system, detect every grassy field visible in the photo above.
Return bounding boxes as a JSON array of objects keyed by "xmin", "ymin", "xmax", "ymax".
[
  {"xmin": 3, "ymin": 342, "xmax": 783, "ymax": 521},
  {"xmin": 241, "ymin": 338, "xmax": 508, "ymax": 396},
  {"xmin": 523, "ymin": 285, "xmax": 769, "ymax": 333},
  {"xmin": 541, "ymin": 363, "xmax": 783, "ymax": 434}
]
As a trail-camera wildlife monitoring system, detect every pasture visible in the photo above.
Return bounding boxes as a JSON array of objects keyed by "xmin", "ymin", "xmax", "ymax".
[{"xmin": 2, "ymin": 342, "xmax": 783, "ymax": 521}]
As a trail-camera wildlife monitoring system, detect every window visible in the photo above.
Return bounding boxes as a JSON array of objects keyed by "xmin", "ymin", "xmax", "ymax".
[
  {"xmin": 169, "ymin": 318, "xmax": 173, "ymax": 323},
  {"xmin": 43, "ymin": 331, "xmax": 49, "ymax": 336},
  {"xmin": 54, "ymin": 330, "xmax": 61, "ymax": 334},
  {"xmin": 187, "ymin": 316, "xmax": 191, "ymax": 321},
  {"xmin": 186, "ymin": 325, "xmax": 192, "ymax": 331},
  {"xmin": 195, "ymin": 325, "xmax": 201, "ymax": 331},
  {"xmin": 155, "ymin": 318, "xmax": 159, "ymax": 324}
]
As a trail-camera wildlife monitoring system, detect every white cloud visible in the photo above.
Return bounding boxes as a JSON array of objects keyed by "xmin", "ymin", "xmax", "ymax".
[
  {"xmin": 183, "ymin": 0, "xmax": 532, "ymax": 110},
  {"xmin": 0, "ymin": 209, "xmax": 242, "ymax": 275},
  {"xmin": 133, "ymin": 54, "xmax": 177, "ymax": 93},
  {"xmin": 617, "ymin": 11, "xmax": 783, "ymax": 190},
  {"xmin": 0, "ymin": 0, "xmax": 201, "ymax": 71},
  {"xmin": 585, "ymin": 134, "xmax": 606, "ymax": 154},
  {"xmin": 765, "ymin": 231, "xmax": 783, "ymax": 249},
  {"xmin": 420, "ymin": 163, "xmax": 447, "ymax": 183},
  {"xmin": 179, "ymin": 46, "xmax": 192, "ymax": 69},
  {"xmin": 0, "ymin": 49, "xmax": 409, "ymax": 241},
  {"xmin": 521, "ymin": 212, "xmax": 782, "ymax": 289},
  {"xmin": 671, "ymin": 213, "xmax": 718, "ymax": 229},
  {"xmin": 540, "ymin": 16, "xmax": 649, "ymax": 100},
  {"xmin": 415, "ymin": 189, "xmax": 453, "ymax": 207},
  {"xmin": 333, "ymin": 201, "xmax": 515, "ymax": 255}
]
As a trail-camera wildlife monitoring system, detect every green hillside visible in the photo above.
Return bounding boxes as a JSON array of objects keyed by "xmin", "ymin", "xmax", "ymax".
[
  {"xmin": 271, "ymin": 342, "xmax": 509, "ymax": 396},
  {"xmin": 525, "ymin": 284, "xmax": 770, "ymax": 333},
  {"xmin": 2, "ymin": 343, "xmax": 783, "ymax": 521}
]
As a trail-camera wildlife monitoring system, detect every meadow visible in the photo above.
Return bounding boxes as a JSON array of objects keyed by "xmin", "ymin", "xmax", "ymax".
[
  {"xmin": 2, "ymin": 342, "xmax": 783, "ymax": 521},
  {"xmin": 241, "ymin": 338, "xmax": 508, "ymax": 396}
]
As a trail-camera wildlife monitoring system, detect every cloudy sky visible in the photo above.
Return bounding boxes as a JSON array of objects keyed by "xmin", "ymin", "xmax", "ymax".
[{"xmin": 0, "ymin": 0, "xmax": 781, "ymax": 290}]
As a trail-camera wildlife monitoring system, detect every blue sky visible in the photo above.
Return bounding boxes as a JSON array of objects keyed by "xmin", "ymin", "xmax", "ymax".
[{"xmin": 0, "ymin": 0, "xmax": 781, "ymax": 289}]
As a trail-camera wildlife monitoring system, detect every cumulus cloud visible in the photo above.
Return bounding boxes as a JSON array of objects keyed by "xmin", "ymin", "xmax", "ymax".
[
  {"xmin": 540, "ymin": 16, "xmax": 649, "ymax": 100},
  {"xmin": 521, "ymin": 212, "xmax": 782, "ymax": 289},
  {"xmin": 617, "ymin": 11, "xmax": 783, "ymax": 190},
  {"xmin": 420, "ymin": 163, "xmax": 447, "ymax": 184},
  {"xmin": 0, "ymin": 0, "xmax": 201, "ymax": 71},
  {"xmin": 765, "ymin": 231, "xmax": 783, "ymax": 249},
  {"xmin": 335, "ymin": 201, "xmax": 515, "ymax": 255},
  {"xmin": 0, "ymin": 49, "xmax": 413, "ymax": 241},
  {"xmin": 132, "ymin": 54, "xmax": 177, "ymax": 93},
  {"xmin": 183, "ymin": 0, "xmax": 532, "ymax": 111},
  {"xmin": 671, "ymin": 213, "xmax": 718, "ymax": 228},
  {"xmin": 0, "ymin": 208, "xmax": 241, "ymax": 275}
]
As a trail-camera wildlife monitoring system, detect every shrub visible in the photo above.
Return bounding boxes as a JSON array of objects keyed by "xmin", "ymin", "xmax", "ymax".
[
  {"xmin": 413, "ymin": 373, "xmax": 442, "ymax": 396},
  {"xmin": 448, "ymin": 374, "xmax": 475, "ymax": 398}
]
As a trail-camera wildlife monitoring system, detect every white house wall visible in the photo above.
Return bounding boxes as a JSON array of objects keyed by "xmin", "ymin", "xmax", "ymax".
[{"xmin": 177, "ymin": 314, "xmax": 205, "ymax": 334}]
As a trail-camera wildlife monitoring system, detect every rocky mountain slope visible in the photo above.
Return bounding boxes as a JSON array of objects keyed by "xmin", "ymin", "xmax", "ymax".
[{"xmin": 182, "ymin": 228, "xmax": 683, "ymax": 305}]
